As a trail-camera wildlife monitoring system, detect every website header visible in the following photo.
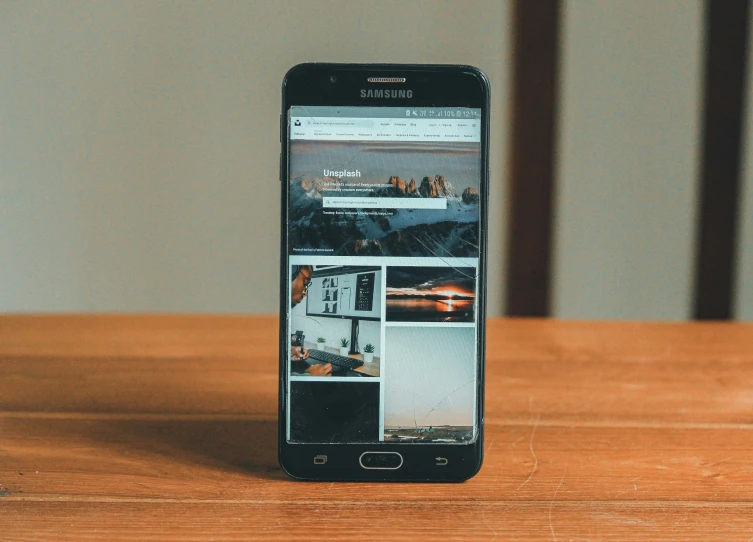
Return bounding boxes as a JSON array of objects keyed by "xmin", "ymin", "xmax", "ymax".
[{"xmin": 290, "ymin": 117, "xmax": 481, "ymax": 142}]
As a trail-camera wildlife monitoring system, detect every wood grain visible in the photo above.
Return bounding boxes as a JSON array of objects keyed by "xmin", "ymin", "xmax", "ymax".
[
  {"xmin": 1, "ymin": 315, "xmax": 752, "ymax": 540},
  {"xmin": 2, "ymin": 502, "xmax": 753, "ymax": 541}
]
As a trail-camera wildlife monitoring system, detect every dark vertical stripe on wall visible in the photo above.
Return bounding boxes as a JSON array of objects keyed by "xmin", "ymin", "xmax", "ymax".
[
  {"xmin": 694, "ymin": 0, "xmax": 750, "ymax": 320},
  {"xmin": 506, "ymin": 0, "xmax": 561, "ymax": 316}
]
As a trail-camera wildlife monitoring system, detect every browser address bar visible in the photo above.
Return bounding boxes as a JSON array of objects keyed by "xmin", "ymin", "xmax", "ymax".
[{"xmin": 322, "ymin": 197, "xmax": 447, "ymax": 210}]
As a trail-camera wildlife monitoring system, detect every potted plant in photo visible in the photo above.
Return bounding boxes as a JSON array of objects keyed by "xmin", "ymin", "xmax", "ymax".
[
  {"xmin": 363, "ymin": 343, "xmax": 375, "ymax": 363},
  {"xmin": 316, "ymin": 337, "xmax": 326, "ymax": 351},
  {"xmin": 339, "ymin": 338, "xmax": 350, "ymax": 356}
]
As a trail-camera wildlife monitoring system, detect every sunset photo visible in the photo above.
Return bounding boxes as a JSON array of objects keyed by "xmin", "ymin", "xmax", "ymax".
[{"xmin": 386, "ymin": 266, "xmax": 476, "ymax": 322}]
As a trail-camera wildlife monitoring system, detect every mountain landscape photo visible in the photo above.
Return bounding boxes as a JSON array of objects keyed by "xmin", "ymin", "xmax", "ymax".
[{"xmin": 288, "ymin": 141, "xmax": 481, "ymax": 257}]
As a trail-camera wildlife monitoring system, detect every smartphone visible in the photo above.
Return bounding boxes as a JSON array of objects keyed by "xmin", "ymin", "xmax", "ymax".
[{"xmin": 279, "ymin": 64, "xmax": 489, "ymax": 481}]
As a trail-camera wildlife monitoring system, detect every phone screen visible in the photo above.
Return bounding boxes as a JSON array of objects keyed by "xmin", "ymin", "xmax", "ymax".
[{"xmin": 286, "ymin": 105, "xmax": 482, "ymax": 446}]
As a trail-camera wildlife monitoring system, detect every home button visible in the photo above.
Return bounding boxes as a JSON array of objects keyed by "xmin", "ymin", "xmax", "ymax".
[{"xmin": 359, "ymin": 452, "xmax": 403, "ymax": 470}]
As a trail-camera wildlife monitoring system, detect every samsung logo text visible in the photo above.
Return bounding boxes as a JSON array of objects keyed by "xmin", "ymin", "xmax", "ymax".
[{"xmin": 360, "ymin": 89, "xmax": 413, "ymax": 99}]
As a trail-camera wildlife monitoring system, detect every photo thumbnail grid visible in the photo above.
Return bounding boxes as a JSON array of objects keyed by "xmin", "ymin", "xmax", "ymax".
[{"xmin": 287, "ymin": 258, "xmax": 478, "ymax": 443}]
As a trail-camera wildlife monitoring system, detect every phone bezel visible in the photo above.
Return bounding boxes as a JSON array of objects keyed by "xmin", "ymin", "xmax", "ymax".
[{"xmin": 278, "ymin": 63, "xmax": 490, "ymax": 482}]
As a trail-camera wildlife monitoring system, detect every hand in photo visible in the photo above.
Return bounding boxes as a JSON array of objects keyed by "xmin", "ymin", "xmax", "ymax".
[
  {"xmin": 305, "ymin": 363, "xmax": 333, "ymax": 377},
  {"xmin": 291, "ymin": 345, "xmax": 310, "ymax": 361}
]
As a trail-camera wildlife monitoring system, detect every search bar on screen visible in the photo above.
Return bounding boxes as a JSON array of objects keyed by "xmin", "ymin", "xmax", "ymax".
[{"xmin": 322, "ymin": 197, "xmax": 448, "ymax": 210}]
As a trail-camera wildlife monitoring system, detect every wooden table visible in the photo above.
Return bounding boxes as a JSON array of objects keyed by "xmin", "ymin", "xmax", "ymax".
[{"xmin": 1, "ymin": 315, "xmax": 752, "ymax": 540}]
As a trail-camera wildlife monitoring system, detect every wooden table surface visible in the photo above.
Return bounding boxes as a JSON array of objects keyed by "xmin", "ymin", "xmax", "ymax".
[{"xmin": 1, "ymin": 315, "xmax": 752, "ymax": 540}]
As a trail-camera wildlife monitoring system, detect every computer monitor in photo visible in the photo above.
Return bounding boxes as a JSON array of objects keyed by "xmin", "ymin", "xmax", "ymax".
[
  {"xmin": 306, "ymin": 266, "xmax": 381, "ymax": 320},
  {"xmin": 289, "ymin": 265, "xmax": 383, "ymax": 377}
]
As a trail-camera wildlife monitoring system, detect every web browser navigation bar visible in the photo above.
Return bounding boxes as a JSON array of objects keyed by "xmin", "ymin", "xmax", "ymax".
[{"xmin": 290, "ymin": 117, "xmax": 481, "ymax": 143}]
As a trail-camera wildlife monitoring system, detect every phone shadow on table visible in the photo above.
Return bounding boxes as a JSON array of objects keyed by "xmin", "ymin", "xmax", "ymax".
[{"xmin": 100, "ymin": 417, "xmax": 285, "ymax": 481}]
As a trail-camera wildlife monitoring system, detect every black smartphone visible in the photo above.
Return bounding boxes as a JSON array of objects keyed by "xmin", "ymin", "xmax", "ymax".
[{"xmin": 279, "ymin": 63, "xmax": 489, "ymax": 481}]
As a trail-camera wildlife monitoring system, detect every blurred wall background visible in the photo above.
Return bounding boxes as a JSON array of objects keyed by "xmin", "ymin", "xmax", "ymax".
[
  {"xmin": 0, "ymin": 0, "xmax": 750, "ymax": 319},
  {"xmin": 0, "ymin": 0, "xmax": 509, "ymax": 315},
  {"xmin": 552, "ymin": 1, "xmax": 704, "ymax": 320}
]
